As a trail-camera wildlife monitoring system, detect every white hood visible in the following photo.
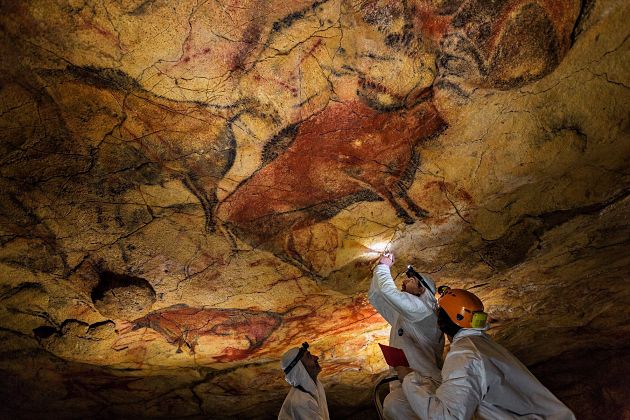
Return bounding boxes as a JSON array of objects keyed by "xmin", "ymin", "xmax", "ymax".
[
  {"xmin": 280, "ymin": 347, "xmax": 330, "ymax": 420},
  {"xmin": 418, "ymin": 273, "xmax": 437, "ymax": 297},
  {"xmin": 281, "ymin": 347, "xmax": 318, "ymax": 395}
]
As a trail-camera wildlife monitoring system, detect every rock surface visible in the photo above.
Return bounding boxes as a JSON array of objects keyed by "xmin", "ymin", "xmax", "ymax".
[{"xmin": 0, "ymin": 0, "xmax": 628, "ymax": 418}]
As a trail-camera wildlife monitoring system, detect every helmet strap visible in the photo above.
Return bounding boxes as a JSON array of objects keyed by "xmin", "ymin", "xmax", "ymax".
[{"xmin": 437, "ymin": 307, "xmax": 461, "ymax": 338}]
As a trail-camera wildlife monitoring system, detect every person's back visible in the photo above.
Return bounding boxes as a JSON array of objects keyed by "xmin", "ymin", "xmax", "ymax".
[
  {"xmin": 390, "ymin": 312, "xmax": 443, "ymax": 376},
  {"xmin": 446, "ymin": 329, "xmax": 575, "ymax": 419},
  {"xmin": 399, "ymin": 288, "xmax": 575, "ymax": 420}
]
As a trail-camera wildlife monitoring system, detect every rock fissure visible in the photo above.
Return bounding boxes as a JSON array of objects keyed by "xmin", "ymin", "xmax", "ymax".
[{"xmin": 1, "ymin": 1, "xmax": 628, "ymax": 418}]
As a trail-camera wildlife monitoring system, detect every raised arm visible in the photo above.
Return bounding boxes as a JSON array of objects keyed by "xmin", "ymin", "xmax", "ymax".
[
  {"xmin": 369, "ymin": 262, "xmax": 434, "ymax": 323},
  {"xmin": 368, "ymin": 262, "xmax": 401, "ymax": 325}
]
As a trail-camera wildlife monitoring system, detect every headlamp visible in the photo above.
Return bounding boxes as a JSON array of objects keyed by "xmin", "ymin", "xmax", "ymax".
[{"xmin": 283, "ymin": 342, "xmax": 309, "ymax": 374}]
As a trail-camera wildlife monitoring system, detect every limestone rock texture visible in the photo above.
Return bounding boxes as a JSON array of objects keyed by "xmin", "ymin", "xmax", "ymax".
[{"xmin": 0, "ymin": 0, "xmax": 628, "ymax": 418}]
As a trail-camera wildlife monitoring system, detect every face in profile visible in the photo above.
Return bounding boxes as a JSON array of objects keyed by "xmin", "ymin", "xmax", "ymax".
[
  {"xmin": 402, "ymin": 277, "xmax": 425, "ymax": 296},
  {"xmin": 437, "ymin": 307, "xmax": 460, "ymax": 338},
  {"xmin": 301, "ymin": 350, "xmax": 321, "ymax": 381}
]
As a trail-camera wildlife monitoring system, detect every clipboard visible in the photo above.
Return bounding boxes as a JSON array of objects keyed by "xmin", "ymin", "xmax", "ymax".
[{"xmin": 378, "ymin": 343, "xmax": 409, "ymax": 367}]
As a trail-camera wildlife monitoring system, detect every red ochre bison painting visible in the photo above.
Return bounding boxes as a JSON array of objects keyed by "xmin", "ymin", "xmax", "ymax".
[
  {"xmin": 218, "ymin": 95, "xmax": 445, "ymax": 274},
  {"xmin": 17, "ymin": 2, "xmax": 581, "ymax": 279},
  {"xmin": 431, "ymin": 0, "xmax": 581, "ymax": 97},
  {"xmin": 114, "ymin": 304, "xmax": 284, "ymax": 359},
  {"xmin": 112, "ymin": 297, "xmax": 381, "ymax": 362},
  {"xmin": 216, "ymin": 0, "xmax": 581, "ymax": 275}
]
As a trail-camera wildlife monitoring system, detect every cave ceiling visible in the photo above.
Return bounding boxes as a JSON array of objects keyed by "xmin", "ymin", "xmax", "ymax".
[{"xmin": 0, "ymin": 0, "xmax": 629, "ymax": 418}]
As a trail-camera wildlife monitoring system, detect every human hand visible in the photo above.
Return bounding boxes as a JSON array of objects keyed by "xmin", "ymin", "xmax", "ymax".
[
  {"xmin": 395, "ymin": 365, "xmax": 413, "ymax": 380},
  {"xmin": 379, "ymin": 252, "xmax": 395, "ymax": 267}
]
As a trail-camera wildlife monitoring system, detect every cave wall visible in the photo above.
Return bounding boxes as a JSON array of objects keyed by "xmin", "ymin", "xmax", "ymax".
[{"xmin": 0, "ymin": 0, "xmax": 628, "ymax": 418}]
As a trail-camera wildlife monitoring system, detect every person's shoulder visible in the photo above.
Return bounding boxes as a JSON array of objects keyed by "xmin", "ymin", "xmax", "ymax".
[
  {"xmin": 288, "ymin": 388, "xmax": 319, "ymax": 409},
  {"xmin": 449, "ymin": 334, "xmax": 484, "ymax": 360},
  {"xmin": 444, "ymin": 340, "xmax": 483, "ymax": 378}
]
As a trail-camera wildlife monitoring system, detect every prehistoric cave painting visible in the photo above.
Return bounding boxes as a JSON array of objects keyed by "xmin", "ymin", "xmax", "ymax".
[
  {"xmin": 352, "ymin": 0, "xmax": 580, "ymax": 98},
  {"xmin": 286, "ymin": 294, "xmax": 382, "ymax": 341},
  {"xmin": 48, "ymin": 66, "xmax": 237, "ymax": 234},
  {"xmin": 0, "ymin": 67, "xmax": 240, "ymax": 283},
  {"xmin": 1, "ymin": 64, "xmax": 237, "ymax": 262},
  {"xmin": 219, "ymin": 95, "xmax": 446, "ymax": 274},
  {"xmin": 114, "ymin": 304, "xmax": 286, "ymax": 358},
  {"xmin": 216, "ymin": 0, "xmax": 581, "ymax": 276},
  {"xmin": 0, "ymin": 1, "xmax": 582, "ymax": 281},
  {"xmin": 433, "ymin": 0, "xmax": 581, "ymax": 98},
  {"xmin": 113, "ymin": 296, "xmax": 380, "ymax": 363},
  {"xmin": 111, "ymin": 296, "xmax": 379, "ymax": 356}
]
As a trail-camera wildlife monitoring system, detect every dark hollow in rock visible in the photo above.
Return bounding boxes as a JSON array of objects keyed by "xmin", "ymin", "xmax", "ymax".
[
  {"xmin": 33, "ymin": 325, "xmax": 58, "ymax": 339},
  {"xmin": 481, "ymin": 217, "xmax": 543, "ymax": 270},
  {"xmin": 91, "ymin": 271, "xmax": 156, "ymax": 320}
]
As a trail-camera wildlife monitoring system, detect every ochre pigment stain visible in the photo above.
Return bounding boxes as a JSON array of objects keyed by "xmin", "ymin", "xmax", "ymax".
[
  {"xmin": 220, "ymin": 98, "xmax": 445, "ymax": 246},
  {"xmin": 435, "ymin": 0, "xmax": 580, "ymax": 94},
  {"xmin": 127, "ymin": 305, "xmax": 283, "ymax": 357},
  {"xmin": 42, "ymin": 68, "xmax": 235, "ymax": 233}
]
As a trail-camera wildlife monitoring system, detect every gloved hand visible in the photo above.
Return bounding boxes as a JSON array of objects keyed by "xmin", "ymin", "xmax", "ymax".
[{"xmin": 379, "ymin": 252, "xmax": 394, "ymax": 267}]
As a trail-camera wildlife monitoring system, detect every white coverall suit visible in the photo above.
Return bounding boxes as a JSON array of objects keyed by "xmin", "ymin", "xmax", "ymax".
[
  {"xmin": 402, "ymin": 328, "xmax": 576, "ymax": 419},
  {"xmin": 369, "ymin": 264, "xmax": 445, "ymax": 420},
  {"xmin": 278, "ymin": 347, "xmax": 330, "ymax": 420}
]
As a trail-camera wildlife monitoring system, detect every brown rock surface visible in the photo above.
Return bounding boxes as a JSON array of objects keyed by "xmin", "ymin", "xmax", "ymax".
[{"xmin": 0, "ymin": 0, "xmax": 628, "ymax": 418}]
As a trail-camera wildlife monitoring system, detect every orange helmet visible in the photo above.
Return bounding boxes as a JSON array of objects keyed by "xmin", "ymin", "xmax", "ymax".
[{"xmin": 438, "ymin": 289, "xmax": 486, "ymax": 328}]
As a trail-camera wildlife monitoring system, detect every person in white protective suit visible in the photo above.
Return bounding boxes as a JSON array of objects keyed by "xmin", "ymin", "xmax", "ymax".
[
  {"xmin": 278, "ymin": 342, "xmax": 330, "ymax": 420},
  {"xmin": 369, "ymin": 252, "xmax": 444, "ymax": 420},
  {"xmin": 395, "ymin": 288, "xmax": 576, "ymax": 419}
]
